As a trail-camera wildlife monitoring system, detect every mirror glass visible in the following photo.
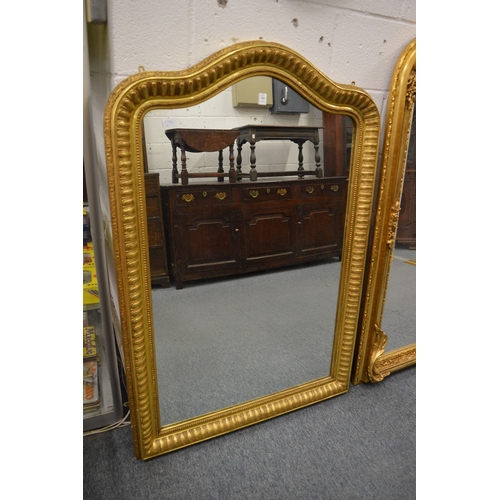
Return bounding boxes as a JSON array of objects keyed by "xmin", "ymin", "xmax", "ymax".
[
  {"xmin": 104, "ymin": 40, "xmax": 380, "ymax": 459},
  {"xmin": 384, "ymin": 107, "xmax": 416, "ymax": 351},
  {"xmin": 352, "ymin": 38, "xmax": 416, "ymax": 384},
  {"xmin": 142, "ymin": 79, "xmax": 354, "ymax": 425}
]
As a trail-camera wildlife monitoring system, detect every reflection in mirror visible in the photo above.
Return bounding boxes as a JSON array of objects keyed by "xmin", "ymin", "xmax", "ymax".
[
  {"xmin": 103, "ymin": 40, "xmax": 380, "ymax": 459},
  {"xmin": 384, "ymin": 108, "xmax": 416, "ymax": 352},
  {"xmin": 352, "ymin": 39, "xmax": 416, "ymax": 384},
  {"xmin": 142, "ymin": 82, "xmax": 354, "ymax": 425}
]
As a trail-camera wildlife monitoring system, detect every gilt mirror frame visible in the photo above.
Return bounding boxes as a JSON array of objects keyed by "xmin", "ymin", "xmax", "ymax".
[
  {"xmin": 104, "ymin": 40, "xmax": 380, "ymax": 460},
  {"xmin": 352, "ymin": 39, "xmax": 416, "ymax": 384}
]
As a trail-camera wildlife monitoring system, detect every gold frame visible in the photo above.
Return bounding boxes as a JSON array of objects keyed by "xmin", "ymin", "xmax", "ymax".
[
  {"xmin": 104, "ymin": 40, "xmax": 380, "ymax": 459},
  {"xmin": 352, "ymin": 39, "xmax": 416, "ymax": 384}
]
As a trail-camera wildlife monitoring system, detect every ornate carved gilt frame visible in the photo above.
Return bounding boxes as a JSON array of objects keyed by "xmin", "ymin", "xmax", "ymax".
[
  {"xmin": 353, "ymin": 39, "xmax": 416, "ymax": 384},
  {"xmin": 104, "ymin": 40, "xmax": 380, "ymax": 460}
]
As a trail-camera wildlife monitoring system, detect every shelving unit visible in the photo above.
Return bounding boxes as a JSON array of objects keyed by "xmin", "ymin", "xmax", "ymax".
[
  {"xmin": 83, "ymin": 200, "xmax": 124, "ymax": 432},
  {"xmin": 84, "ymin": 11, "xmax": 124, "ymax": 432}
]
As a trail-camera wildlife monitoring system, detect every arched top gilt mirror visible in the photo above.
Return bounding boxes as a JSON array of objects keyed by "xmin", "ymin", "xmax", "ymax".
[
  {"xmin": 353, "ymin": 39, "xmax": 416, "ymax": 384},
  {"xmin": 104, "ymin": 40, "xmax": 380, "ymax": 460}
]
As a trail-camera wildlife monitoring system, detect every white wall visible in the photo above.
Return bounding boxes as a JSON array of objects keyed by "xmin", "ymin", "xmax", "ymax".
[
  {"xmin": 88, "ymin": 0, "xmax": 415, "ymax": 197},
  {"xmin": 86, "ymin": 0, "xmax": 415, "ymax": 294},
  {"xmin": 143, "ymin": 84, "xmax": 325, "ymax": 184}
]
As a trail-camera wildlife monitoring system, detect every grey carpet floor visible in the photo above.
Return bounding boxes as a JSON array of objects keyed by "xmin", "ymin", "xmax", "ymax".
[
  {"xmin": 152, "ymin": 259, "xmax": 342, "ymax": 425},
  {"xmin": 83, "ymin": 366, "xmax": 416, "ymax": 500},
  {"xmin": 384, "ymin": 248, "xmax": 416, "ymax": 351},
  {"xmin": 83, "ymin": 253, "xmax": 415, "ymax": 499},
  {"xmin": 150, "ymin": 250, "xmax": 414, "ymax": 426}
]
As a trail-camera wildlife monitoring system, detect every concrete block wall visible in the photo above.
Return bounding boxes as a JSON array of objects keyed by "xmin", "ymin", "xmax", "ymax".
[
  {"xmin": 86, "ymin": 0, "xmax": 415, "ymax": 287},
  {"xmin": 143, "ymin": 84, "xmax": 325, "ymax": 184},
  {"xmin": 88, "ymin": 0, "xmax": 415, "ymax": 200}
]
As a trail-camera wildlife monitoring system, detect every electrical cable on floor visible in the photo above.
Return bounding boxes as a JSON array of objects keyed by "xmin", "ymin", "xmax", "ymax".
[{"xmin": 83, "ymin": 409, "xmax": 131, "ymax": 437}]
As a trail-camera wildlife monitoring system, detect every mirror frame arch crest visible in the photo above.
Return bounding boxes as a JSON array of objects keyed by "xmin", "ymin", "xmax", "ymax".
[
  {"xmin": 104, "ymin": 40, "xmax": 380, "ymax": 460},
  {"xmin": 353, "ymin": 39, "xmax": 416, "ymax": 384}
]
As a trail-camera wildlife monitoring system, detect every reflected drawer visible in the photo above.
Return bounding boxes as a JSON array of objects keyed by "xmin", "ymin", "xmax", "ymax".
[
  {"xmin": 300, "ymin": 180, "xmax": 346, "ymax": 198},
  {"xmin": 174, "ymin": 188, "xmax": 234, "ymax": 207},
  {"xmin": 243, "ymin": 185, "xmax": 291, "ymax": 202}
]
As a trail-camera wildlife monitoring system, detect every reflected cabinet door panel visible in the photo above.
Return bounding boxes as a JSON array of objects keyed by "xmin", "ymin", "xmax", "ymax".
[
  {"xmin": 241, "ymin": 184, "xmax": 295, "ymax": 269},
  {"xmin": 243, "ymin": 210, "xmax": 295, "ymax": 263},
  {"xmin": 298, "ymin": 204, "xmax": 344, "ymax": 258},
  {"xmin": 297, "ymin": 178, "xmax": 347, "ymax": 260},
  {"xmin": 178, "ymin": 213, "xmax": 241, "ymax": 269},
  {"xmin": 161, "ymin": 185, "xmax": 242, "ymax": 289}
]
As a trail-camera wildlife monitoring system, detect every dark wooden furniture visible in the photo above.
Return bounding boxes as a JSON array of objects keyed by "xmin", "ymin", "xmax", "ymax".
[
  {"xmin": 165, "ymin": 129, "xmax": 240, "ymax": 185},
  {"xmin": 161, "ymin": 177, "xmax": 347, "ymax": 289},
  {"xmin": 144, "ymin": 173, "xmax": 170, "ymax": 287},
  {"xmin": 233, "ymin": 125, "xmax": 323, "ymax": 181},
  {"xmin": 165, "ymin": 126, "xmax": 324, "ymax": 185},
  {"xmin": 322, "ymin": 113, "xmax": 354, "ymax": 177},
  {"xmin": 396, "ymin": 170, "xmax": 416, "ymax": 249},
  {"xmin": 396, "ymin": 109, "xmax": 416, "ymax": 249}
]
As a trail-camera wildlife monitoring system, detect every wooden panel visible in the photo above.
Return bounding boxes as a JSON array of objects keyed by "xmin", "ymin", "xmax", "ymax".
[
  {"xmin": 396, "ymin": 170, "xmax": 416, "ymax": 249},
  {"xmin": 242, "ymin": 185, "xmax": 292, "ymax": 202},
  {"xmin": 174, "ymin": 188, "xmax": 234, "ymax": 207},
  {"xmin": 243, "ymin": 211, "xmax": 294, "ymax": 262},
  {"xmin": 298, "ymin": 204, "xmax": 343, "ymax": 258},
  {"xmin": 144, "ymin": 173, "xmax": 170, "ymax": 288},
  {"xmin": 161, "ymin": 177, "xmax": 346, "ymax": 288}
]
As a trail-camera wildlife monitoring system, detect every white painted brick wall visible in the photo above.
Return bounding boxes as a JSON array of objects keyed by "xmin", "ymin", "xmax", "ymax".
[
  {"xmin": 143, "ymin": 86, "xmax": 325, "ymax": 185},
  {"xmin": 87, "ymin": 0, "xmax": 415, "ymax": 228}
]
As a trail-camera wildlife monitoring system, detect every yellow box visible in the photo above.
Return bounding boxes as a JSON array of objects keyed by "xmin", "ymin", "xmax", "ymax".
[
  {"xmin": 83, "ymin": 242, "xmax": 95, "ymax": 268},
  {"xmin": 83, "ymin": 326, "xmax": 97, "ymax": 359},
  {"xmin": 83, "ymin": 266, "xmax": 99, "ymax": 306}
]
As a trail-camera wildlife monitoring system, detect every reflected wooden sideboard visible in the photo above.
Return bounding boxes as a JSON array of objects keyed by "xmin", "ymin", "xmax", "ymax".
[
  {"xmin": 161, "ymin": 177, "xmax": 347, "ymax": 289},
  {"xmin": 144, "ymin": 173, "xmax": 170, "ymax": 288},
  {"xmin": 395, "ymin": 109, "xmax": 416, "ymax": 249}
]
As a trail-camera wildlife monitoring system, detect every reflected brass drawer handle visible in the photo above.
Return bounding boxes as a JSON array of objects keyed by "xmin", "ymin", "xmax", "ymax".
[
  {"xmin": 182, "ymin": 194, "xmax": 194, "ymax": 202},
  {"xmin": 215, "ymin": 192, "xmax": 227, "ymax": 201},
  {"xmin": 249, "ymin": 190, "xmax": 259, "ymax": 198},
  {"xmin": 306, "ymin": 186, "xmax": 314, "ymax": 194},
  {"xmin": 277, "ymin": 188, "xmax": 287, "ymax": 196},
  {"xmin": 331, "ymin": 185, "xmax": 339, "ymax": 192}
]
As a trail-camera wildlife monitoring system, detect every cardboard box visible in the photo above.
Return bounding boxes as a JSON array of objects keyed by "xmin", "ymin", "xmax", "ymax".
[{"xmin": 83, "ymin": 266, "xmax": 99, "ymax": 306}]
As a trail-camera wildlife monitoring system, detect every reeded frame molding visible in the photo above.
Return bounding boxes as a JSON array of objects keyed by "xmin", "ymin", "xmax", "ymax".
[
  {"xmin": 353, "ymin": 39, "xmax": 416, "ymax": 384},
  {"xmin": 104, "ymin": 40, "xmax": 380, "ymax": 460}
]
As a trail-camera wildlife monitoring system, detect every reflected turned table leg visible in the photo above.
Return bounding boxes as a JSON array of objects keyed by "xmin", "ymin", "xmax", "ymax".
[
  {"xmin": 314, "ymin": 142, "xmax": 323, "ymax": 178},
  {"xmin": 236, "ymin": 141, "xmax": 243, "ymax": 181},
  {"xmin": 249, "ymin": 138, "xmax": 257, "ymax": 181},
  {"xmin": 229, "ymin": 144, "xmax": 236, "ymax": 183},
  {"xmin": 171, "ymin": 141, "xmax": 179, "ymax": 183},
  {"xmin": 180, "ymin": 145, "xmax": 188, "ymax": 185},
  {"xmin": 217, "ymin": 149, "xmax": 224, "ymax": 182},
  {"xmin": 296, "ymin": 140, "xmax": 304, "ymax": 178}
]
